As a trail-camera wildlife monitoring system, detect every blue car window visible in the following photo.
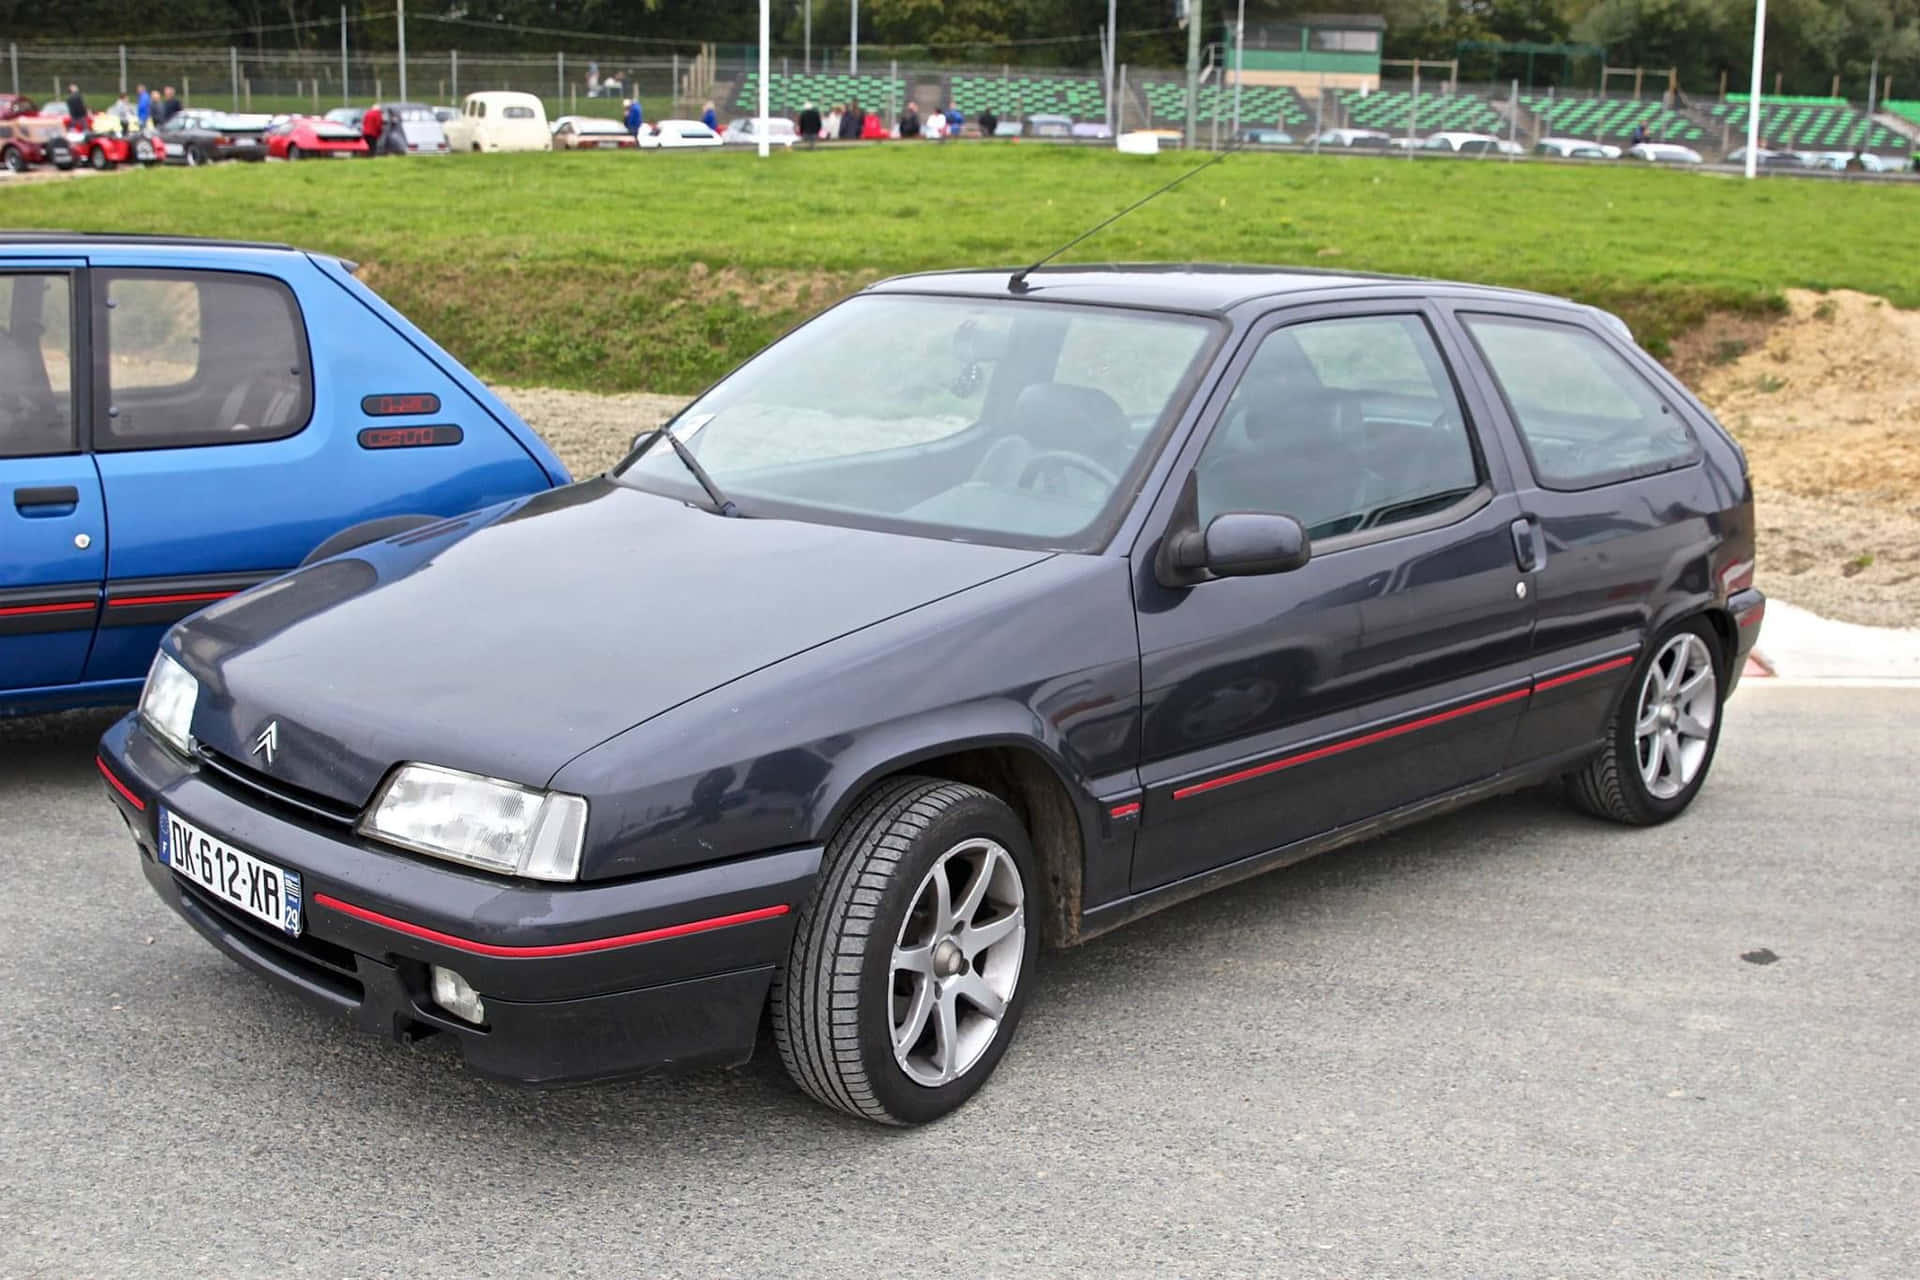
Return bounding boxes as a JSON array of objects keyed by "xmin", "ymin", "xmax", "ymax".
[
  {"xmin": 0, "ymin": 272, "xmax": 75, "ymax": 458},
  {"xmin": 93, "ymin": 269, "xmax": 312, "ymax": 451}
]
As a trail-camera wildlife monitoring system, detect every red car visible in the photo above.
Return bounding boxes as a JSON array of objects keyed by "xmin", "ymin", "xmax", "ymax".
[
  {"xmin": 265, "ymin": 115, "xmax": 370, "ymax": 160},
  {"xmin": 63, "ymin": 127, "xmax": 160, "ymax": 170},
  {"xmin": 0, "ymin": 93, "xmax": 40, "ymax": 121},
  {"xmin": 0, "ymin": 116, "xmax": 69, "ymax": 171}
]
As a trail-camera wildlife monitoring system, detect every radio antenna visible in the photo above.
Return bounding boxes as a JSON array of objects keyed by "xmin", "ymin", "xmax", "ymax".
[{"xmin": 1008, "ymin": 144, "xmax": 1238, "ymax": 295}]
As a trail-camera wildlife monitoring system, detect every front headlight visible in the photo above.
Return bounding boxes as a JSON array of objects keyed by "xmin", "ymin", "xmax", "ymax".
[
  {"xmin": 139, "ymin": 651, "xmax": 199, "ymax": 757},
  {"xmin": 359, "ymin": 763, "xmax": 588, "ymax": 882}
]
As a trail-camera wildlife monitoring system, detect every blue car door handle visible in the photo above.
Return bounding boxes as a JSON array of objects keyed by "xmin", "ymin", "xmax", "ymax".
[{"xmin": 14, "ymin": 485, "xmax": 80, "ymax": 517}]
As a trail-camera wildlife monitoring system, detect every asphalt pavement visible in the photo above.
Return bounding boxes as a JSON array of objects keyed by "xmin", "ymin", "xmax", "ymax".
[{"xmin": 1, "ymin": 687, "xmax": 1914, "ymax": 1278}]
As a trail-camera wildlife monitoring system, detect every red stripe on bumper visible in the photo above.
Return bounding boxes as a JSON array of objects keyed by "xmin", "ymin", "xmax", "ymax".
[
  {"xmin": 1173, "ymin": 686, "xmax": 1532, "ymax": 801},
  {"xmin": 97, "ymin": 756, "xmax": 146, "ymax": 811},
  {"xmin": 1533, "ymin": 654, "xmax": 1636, "ymax": 694},
  {"xmin": 1739, "ymin": 602, "xmax": 1766, "ymax": 628},
  {"xmin": 311, "ymin": 893, "xmax": 790, "ymax": 959}
]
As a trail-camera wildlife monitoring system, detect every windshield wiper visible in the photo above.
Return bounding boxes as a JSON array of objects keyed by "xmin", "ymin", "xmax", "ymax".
[{"xmin": 631, "ymin": 427, "xmax": 743, "ymax": 517}]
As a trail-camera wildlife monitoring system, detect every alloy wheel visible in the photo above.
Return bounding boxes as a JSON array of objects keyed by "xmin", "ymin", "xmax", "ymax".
[
  {"xmin": 1634, "ymin": 632, "xmax": 1717, "ymax": 800},
  {"xmin": 889, "ymin": 837, "xmax": 1026, "ymax": 1088}
]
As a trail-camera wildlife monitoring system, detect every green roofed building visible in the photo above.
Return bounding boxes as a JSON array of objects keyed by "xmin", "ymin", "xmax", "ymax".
[{"xmin": 1228, "ymin": 13, "xmax": 1386, "ymax": 93}]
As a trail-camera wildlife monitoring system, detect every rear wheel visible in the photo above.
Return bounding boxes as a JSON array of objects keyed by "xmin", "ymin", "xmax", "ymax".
[
  {"xmin": 773, "ymin": 777, "xmax": 1038, "ymax": 1125},
  {"xmin": 1566, "ymin": 618, "xmax": 1725, "ymax": 825},
  {"xmin": 186, "ymin": 144, "xmax": 208, "ymax": 167},
  {"xmin": 88, "ymin": 147, "xmax": 111, "ymax": 170},
  {"xmin": 286, "ymin": 143, "xmax": 302, "ymax": 161},
  {"xmin": 1, "ymin": 146, "xmax": 22, "ymax": 173}
]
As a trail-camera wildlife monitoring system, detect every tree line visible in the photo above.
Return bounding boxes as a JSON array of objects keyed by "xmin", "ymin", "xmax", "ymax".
[{"xmin": 2, "ymin": 0, "xmax": 1915, "ymax": 99}]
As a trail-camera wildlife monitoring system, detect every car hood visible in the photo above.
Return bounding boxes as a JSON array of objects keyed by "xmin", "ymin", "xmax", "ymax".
[{"xmin": 173, "ymin": 479, "xmax": 1051, "ymax": 811}]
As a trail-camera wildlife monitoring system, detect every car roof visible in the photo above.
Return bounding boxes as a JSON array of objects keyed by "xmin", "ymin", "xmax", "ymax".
[
  {"xmin": 868, "ymin": 263, "xmax": 1584, "ymax": 315},
  {"xmin": 0, "ymin": 231, "xmax": 297, "ymax": 252}
]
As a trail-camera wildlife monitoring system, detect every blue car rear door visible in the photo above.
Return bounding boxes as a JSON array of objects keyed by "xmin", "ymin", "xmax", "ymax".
[
  {"xmin": 80, "ymin": 247, "xmax": 554, "ymax": 685},
  {"xmin": 1, "ymin": 262, "xmax": 108, "ymax": 696}
]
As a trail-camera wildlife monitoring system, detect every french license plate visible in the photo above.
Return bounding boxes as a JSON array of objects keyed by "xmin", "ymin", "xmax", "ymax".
[{"xmin": 160, "ymin": 808, "xmax": 303, "ymax": 937}]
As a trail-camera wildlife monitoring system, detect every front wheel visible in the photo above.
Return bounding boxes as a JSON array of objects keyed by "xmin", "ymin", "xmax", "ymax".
[
  {"xmin": 88, "ymin": 147, "xmax": 111, "ymax": 170},
  {"xmin": 1566, "ymin": 618, "xmax": 1725, "ymax": 825},
  {"xmin": 1, "ymin": 146, "xmax": 22, "ymax": 173},
  {"xmin": 773, "ymin": 777, "xmax": 1038, "ymax": 1125},
  {"xmin": 286, "ymin": 143, "xmax": 302, "ymax": 161},
  {"xmin": 186, "ymin": 144, "xmax": 207, "ymax": 167}
]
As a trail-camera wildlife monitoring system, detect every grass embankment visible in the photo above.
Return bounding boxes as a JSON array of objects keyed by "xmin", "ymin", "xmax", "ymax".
[{"xmin": 5, "ymin": 145, "xmax": 1916, "ymax": 393}]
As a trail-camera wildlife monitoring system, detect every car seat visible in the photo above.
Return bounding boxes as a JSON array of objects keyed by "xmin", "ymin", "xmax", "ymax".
[
  {"xmin": 1199, "ymin": 384, "xmax": 1369, "ymax": 535},
  {"xmin": 0, "ymin": 327, "xmax": 68, "ymax": 455}
]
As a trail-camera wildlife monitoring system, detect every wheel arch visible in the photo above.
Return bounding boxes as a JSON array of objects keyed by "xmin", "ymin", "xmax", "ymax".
[{"xmin": 818, "ymin": 732, "xmax": 1093, "ymax": 951}]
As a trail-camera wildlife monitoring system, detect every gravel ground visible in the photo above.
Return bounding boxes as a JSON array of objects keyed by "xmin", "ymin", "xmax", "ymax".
[{"xmin": 3, "ymin": 688, "xmax": 1915, "ymax": 1277}]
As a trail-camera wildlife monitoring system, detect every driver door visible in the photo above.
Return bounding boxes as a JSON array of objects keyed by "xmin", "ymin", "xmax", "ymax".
[{"xmin": 1128, "ymin": 303, "xmax": 1537, "ymax": 892}]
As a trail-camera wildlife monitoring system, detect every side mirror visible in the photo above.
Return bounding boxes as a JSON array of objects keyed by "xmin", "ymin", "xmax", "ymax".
[{"xmin": 1158, "ymin": 511, "xmax": 1310, "ymax": 587}]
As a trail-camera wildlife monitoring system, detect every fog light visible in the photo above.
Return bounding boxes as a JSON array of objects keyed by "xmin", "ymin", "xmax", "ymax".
[{"xmin": 430, "ymin": 965, "xmax": 486, "ymax": 1025}]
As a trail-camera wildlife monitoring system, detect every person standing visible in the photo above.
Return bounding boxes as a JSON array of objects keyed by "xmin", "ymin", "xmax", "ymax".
[
  {"xmin": 945, "ymin": 102, "xmax": 964, "ymax": 134},
  {"xmin": 798, "ymin": 100, "xmax": 822, "ymax": 145},
  {"xmin": 701, "ymin": 100, "xmax": 718, "ymax": 132},
  {"xmin": 157, "ymin": 86, "xmax": 182, "ymax": 125},
  {"xmin": 135, "ymin": 84, "xmax": 151, "ymax": 130},
  {"xmin": 860, "ymin": 108, "xmax": 886, "ymax": 140},
  {"xmin": 108, "ymin": 93, "xmax": 135, "ymax": 132},
  {"xmin": 821, "ymin": 103, "xmax": 842, "ymax": 139},
  {"xmin": 923, "ymin": 105, "xmax": 947, "ymax": 141},
  {"xmin": 623, "ymin": 97, "xmax": 642, "ymax": 137},
  {"xmin": 361, "ymin": 101, "xmax": 384, "ymax": 155},
  {"xmin": 978, "ymin": 107, "xmax": 999, "ymax": 138},
  {"xmin": 899, "ymin": 102, "xmax": 920, "ymax": 138},
  {"xmin": 64, "ymin": 83, "xmax": 87, "ymax": 131},
  {"xmin": 838, "ymin": 101, "xmax": 861, "ymax": 140}
]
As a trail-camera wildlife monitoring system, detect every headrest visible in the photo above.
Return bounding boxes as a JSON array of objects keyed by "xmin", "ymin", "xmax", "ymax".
[
  {"xmin": 1241, "ymin": 384, "xmax": 1359, "ymax": 444},
  {"xmin": 1011, "ymin": 382, "xmax": 1129, "ymax": 455}
]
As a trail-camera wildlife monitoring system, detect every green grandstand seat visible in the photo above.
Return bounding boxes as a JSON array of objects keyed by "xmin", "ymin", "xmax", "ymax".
[{"xmin": 1700, "ymin": 99, "xmax": 1903, "ymax": 150}]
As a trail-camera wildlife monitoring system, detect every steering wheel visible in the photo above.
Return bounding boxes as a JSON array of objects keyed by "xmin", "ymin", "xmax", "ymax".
[{"xmin": 1016, "ymin": 449, "xmax": 1121, "ymax": 493}]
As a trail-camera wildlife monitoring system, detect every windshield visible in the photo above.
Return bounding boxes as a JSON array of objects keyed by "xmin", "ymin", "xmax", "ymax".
[{"xmin": 615, "ymin": 293, "xmax": 1217, "ymax": 550}]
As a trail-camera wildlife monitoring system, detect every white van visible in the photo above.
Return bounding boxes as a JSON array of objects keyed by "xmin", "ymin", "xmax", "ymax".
[{"xmin": 442, "ymin": 91, "xmax": 551, "ymax": 153}]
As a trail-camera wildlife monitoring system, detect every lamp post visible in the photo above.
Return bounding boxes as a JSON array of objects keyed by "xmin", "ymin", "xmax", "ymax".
[{"xmin": 1744, "ymin": 0, "xmax": 1765, "ymax": 179}]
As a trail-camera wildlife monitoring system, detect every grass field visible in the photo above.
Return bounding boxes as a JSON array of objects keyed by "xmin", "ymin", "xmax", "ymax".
[{"xmin": 5, "ymin": 144, "xmax": 1917, "ymax": 393}]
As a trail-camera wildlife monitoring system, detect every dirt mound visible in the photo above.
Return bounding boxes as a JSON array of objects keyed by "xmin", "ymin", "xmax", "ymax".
[{"xmin": 1677, "ymin": 289, "xmax": 1920, "ymax": 626}]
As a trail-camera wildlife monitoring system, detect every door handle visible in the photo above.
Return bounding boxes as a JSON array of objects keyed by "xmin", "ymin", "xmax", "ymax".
[
  {"xmin": 14, "ymin": 485, "xmax": 80, "ymax": 517},
  {"xmin": 1509, "ymin": 517, "xmax": 1544, "ymax": 573}
]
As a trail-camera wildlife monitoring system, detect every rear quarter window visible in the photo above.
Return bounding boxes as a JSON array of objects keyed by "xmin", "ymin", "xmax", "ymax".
[
  {"xmin": 94, "ymin": 269, "xmax": 312, "ymax": 451},
  {"xmin": 1461, "ymin": 313, "xmax": 1698, "ymax": 489}
]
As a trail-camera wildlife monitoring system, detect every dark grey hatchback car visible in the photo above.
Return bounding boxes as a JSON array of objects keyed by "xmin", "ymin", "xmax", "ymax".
[{"xmin": 99, "ymin": 265, "xmax": 1765, "ymax": 1124}]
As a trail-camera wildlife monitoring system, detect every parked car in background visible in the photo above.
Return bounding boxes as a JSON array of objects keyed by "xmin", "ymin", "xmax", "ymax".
[
  {"xmin": 379, "ymin": 102, "xmax": 450, "ymax": 154},
  {"xmin": 158, "ymin": 109, "xmax": 272, "ymax": 165},
  {"xmin": 63, "ymin": 126, "xmax": 159, "ymax": 170},
  {"xmin": 432, "ymin": 105, "xmax": 457, "ymax": 124},
  {"xmin": 1535, "ymin": 136, "xmax": 1618, "ymax": 159},
  {"xmin": 552, "ymin": 115, "xmax": 639, "ymax": 150},
  {"xmin": 95, "ymin": 264, "xmax": 1763, "ymax": 1126},
  {"xmin": 992, "ymin": 119, "xmax": 1025, "ymax": 137},
  {"xmin": 1070, "ymin": 121, "xmax": 1114, "ymax": 140},
  {"xmin": 323, "ymin": 106, "xmax": 366, "ymax": 132},
  {"xmin": 1726, "ymin": 146, "xmax": 1808, "ymax": 169},
  {"xmin": 1026, "ymin": 113, "xmax": 1074, "ymax": 139},
  {"xmin": 0, "ymin": 116, "xmax": 68, "ymax": 171},
  {"xmin": 0, "ymin": 94, "xmax": 40, "ymax": 121},
  {"xmin": 637, "ymin": 119, "xmax": 723, "ymax": 149},
  {"xmin": 1239, "ymin": 128, "xmax": 1295, "ymax": 145},
  {"xmin": 265, "ymin": 116, "xmax": 369, "ymax": 160},
  {"xmin": 1311, "ymin": 127, "xmax": 1390, "ymax": 148},
  {"xmin": 0, "ymin": 232, "xmax": 569, "ymax": 719},
  {"xmin": 442, "ymin": 91, "xmax": 552, "ymax": 153},
  {"xmin": 1423, "ymin": 131, "xmax": 1501, "ymax": 153},
  {"xmin": 721, "ymin": 116, "xmax": 798, "ymax": 147},
  {"xmin": 1628, "ymin": 142, "xmax": 1703, "ymax": 164}
]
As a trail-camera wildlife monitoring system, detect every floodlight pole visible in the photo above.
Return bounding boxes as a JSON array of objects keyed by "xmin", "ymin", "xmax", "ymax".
[
  {"xmin": 1185, "ymin": 0, "xmax": 1201, "ymax": 149},
  {"xmin": 758, "ymin": 0, "xmax": 770, "ymax": 157},
  {"xmin": 1744, "ymin": 0, "xmax": 1764, "ymax": 179},
  {"xmin": 1106, "ymin": 0, "xmax": 1117, "ymax": 136},
  {"xmin": 340, "ymin": 7, "xmax": 348, "ymax": 105},
  {"xmin": 1231, "ymin": 0, "xmax": 1245, "ymax": 141},
  {"xmin": 804, "ymin": 0, "xmax": 812, "ymax": 74},
  {"xmin": 397, "ymin": 0, "xmax": 408, "ymax": 103},
  {"xmin": 851, "ymin": 0, "xmax": 859, "ymax": 76}
]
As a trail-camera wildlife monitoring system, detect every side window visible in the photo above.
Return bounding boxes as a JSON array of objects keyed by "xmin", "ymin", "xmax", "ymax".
[
  {"xmin": 1194, "ymin": 314, "xmax": 1481, "ymax": 539},
  {"xmin": 94, "ymin": 269, "xmax": 311, "ymax": 451},
  {"xmin": 1462, "ymin": 314, "xmax": 1697, "ymax": 488},
  {"xmin": 0, "ymin": 273, "xmax": 75, "ymax": 458}
]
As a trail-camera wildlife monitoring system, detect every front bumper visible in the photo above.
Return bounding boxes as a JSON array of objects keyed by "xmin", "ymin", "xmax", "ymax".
[{"xmin": 98, "ymin": 715, "xmax": 821, "ymax": 1085}]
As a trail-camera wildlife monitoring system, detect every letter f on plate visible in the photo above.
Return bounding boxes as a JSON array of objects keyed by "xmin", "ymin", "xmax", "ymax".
[{"xmin": 253, "ymin": 721, "xmax": 279, "ymax": 766}]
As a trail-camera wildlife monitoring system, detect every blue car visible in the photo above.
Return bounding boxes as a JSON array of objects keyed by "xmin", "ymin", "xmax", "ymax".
[{"xmin": 1, "ymin": 232, "xmax": 568, "ymax": 718}]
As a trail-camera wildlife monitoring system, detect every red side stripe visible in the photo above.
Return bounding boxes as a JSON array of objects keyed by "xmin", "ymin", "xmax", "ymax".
[
  {"xmin": 311, "ymin": 893, "xmax": 790, "ymax": 959},
  {"xmin": 1533, "ymin": 654, "xmax": 1636, "ymax": 693},
  {"xmin": 0, "ymin": 600, "xmax": 95, "ymax": 618},
  {"xmin": 1109, "ymin": 802, "xmax": 1141, "ymax": 820},
  {"xmin": 109, "ymin": 590, "xmax": 238, "ymax": 609},
  {"xmin": 97, "ymin": 757, "xmax": 147, "ymax": 811},
  {"xmin": 1172, "ymin": 686, "xmax": 1532, "ymax": 801}
]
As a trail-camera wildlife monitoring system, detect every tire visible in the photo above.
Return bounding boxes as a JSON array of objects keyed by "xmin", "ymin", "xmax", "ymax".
[
  {"xmin": 88, "ymin": 147, "xmax": 111, "ymax": 171},
  {"xmin": 1, "ymin": 146, "xmax": 22, "ymax": 173},
  {"xmin": 186, "ymin": 145, "xmax": 207, "ymax": 167},
  {"xmin": 286, "ymin": 144, "xmax": 302, "ymax": 161},
  {"xmin": 299, "ymin": 514, "xmax": 440, "ymax": 567},
  {"xmin": 1566, "ymin": 617, "xmax": 1726, "ymax": 826},
  {"xmin": 773, "ymin": 776, "xmax": 1039, "ymax": 1126},
  {"xmin": 133, "ymin": 138, "xmax": 156, "ymax": 165}
]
